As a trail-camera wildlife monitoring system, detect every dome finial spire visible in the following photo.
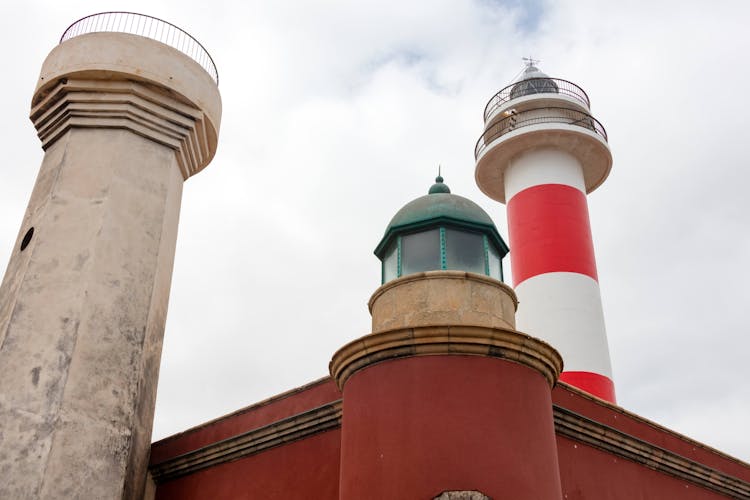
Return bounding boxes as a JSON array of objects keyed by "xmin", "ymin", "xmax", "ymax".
[
  {"xmin": 429, "ymin": 166, "xmax": 450, "ymax": 194},
  {"xmin": 513, "ymin": 57, "xmax": 553, "ymax": 85},
  {"xmin": 521, "ymin": 56, "xmax": 543, "ymax": 78}
]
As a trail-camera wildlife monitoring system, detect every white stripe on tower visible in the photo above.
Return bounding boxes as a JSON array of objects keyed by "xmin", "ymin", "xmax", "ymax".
[
  {"xmin": 505, "ymin": 148, "xmax": 585, "ymax": 199},
  {"xmin": 505, "ymin": 149, "xmax": 615, "ymax": 402}
]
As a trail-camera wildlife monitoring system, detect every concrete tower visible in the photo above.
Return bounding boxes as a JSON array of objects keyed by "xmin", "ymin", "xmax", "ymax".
[
  {"xmin": 331, "ymin": 178, "xmax": 564, "ymax": 499},
  {"xmin": 475, "ymin": 63, "xmax": 615, "ymax": 402},
  {"xmin": 0, "ymin": 13, "xmax": 220, "ymax": 499}
]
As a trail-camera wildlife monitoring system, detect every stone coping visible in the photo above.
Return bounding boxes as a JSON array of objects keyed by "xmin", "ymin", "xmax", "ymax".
[{"xmin": 329, "ymin": 324, "xmax": 562, "ymax": 390}]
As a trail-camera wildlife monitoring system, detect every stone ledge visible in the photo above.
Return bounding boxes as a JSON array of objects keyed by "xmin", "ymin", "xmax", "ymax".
[{"xmin": 329, "ymin": 324, "xmax": 563, "ymax": 390}]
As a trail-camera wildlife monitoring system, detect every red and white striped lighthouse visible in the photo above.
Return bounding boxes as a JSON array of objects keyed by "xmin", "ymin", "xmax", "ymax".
[{"xmin": 475, "ymin": 62, "xmax": 616, "ymax": 402}]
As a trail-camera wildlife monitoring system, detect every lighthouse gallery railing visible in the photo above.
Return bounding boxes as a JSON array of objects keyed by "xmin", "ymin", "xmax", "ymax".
[
  {"xmin": 483, "ymin": 78, "xmax": 590, "ymax": 121},
  {"xmin": 475, "ymin": 107, "xmax": 608, "ymax": 159}
]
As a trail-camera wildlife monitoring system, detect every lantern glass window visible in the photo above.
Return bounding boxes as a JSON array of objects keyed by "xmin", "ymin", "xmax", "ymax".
[
  {"xmin": 445, "ymin": 229, "xmax": 484, "ymax": 275},
  {"xmin": 401, "ymin": 229, "xmax": 440, "ymax": 276},
  {"xmin": 382, "ymin": 240, "xmax": 398, "ymax": 283},
  {"xmin": 488, "ymin": 242, "xmax": 502, "ymax": 280}
]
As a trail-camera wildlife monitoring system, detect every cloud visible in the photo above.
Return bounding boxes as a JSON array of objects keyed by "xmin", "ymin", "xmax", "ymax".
[{"xmin": 0, "ymin": 0, "xmax": 747, "ymax": 463}]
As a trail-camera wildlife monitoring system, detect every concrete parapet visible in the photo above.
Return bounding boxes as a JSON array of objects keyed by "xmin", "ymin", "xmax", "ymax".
[{"xmin": 368, "ymin": 270, "xmax": 518, "ymax": 332}]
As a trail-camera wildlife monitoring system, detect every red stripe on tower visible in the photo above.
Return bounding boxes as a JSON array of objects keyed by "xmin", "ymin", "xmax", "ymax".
[
  {"xmin": 559, "ymin": 371, "xmax": 616, "ymax": 402},
  {"xmin": 474, "ymin": 63, "xmax": 616, "ymax": 403},
  {"xmin": 507, "ymin": 183, "xmax": 598, "ymax": 286}
]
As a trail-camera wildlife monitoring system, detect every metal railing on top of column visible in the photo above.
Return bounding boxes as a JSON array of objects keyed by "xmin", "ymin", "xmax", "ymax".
[{"xmin": 60, "ymin": 12, "xmax": 219, "ymax": 85}]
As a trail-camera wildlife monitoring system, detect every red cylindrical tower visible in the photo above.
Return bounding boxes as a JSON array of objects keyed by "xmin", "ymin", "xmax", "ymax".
[
  {"xmin": 475, "ymin": 63, "xmax": 616, "ymax": 402},
  {"xmin": 331, "ymin": 181, "xmax": 563, "ymax": 500}
]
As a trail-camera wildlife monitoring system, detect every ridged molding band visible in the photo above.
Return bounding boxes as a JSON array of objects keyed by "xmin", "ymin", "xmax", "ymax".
[
  {"xmin": 31, "ymin": 32, "xmax": 221, "ymax": 179},
  {"xmin": 329, "ymin": 324, "xmax": 563, "ymax": 390}
]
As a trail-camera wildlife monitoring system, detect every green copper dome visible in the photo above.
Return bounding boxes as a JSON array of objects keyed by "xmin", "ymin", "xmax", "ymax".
[
  {"xmin": 374, "ymin": 177, "xmax": 508, "ymax": 259},
  {"xmin": 386, "ymin": 192, "xmax": 495, "ymax": 233}
]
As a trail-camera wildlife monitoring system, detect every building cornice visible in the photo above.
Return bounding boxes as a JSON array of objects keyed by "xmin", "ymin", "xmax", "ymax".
[
  {"xmin": 149, "ymin": 400, "xmax": 342, "ymax": 483},
  {"xmin": 554, "ymin": 405, "xmax": 750, "ymax": 498},
  {"xmin": 152, "ymin": 377, "xmax": 334, "ymax": 448},
  {"xmin": 329, "ymin": 324, "xmax": 562, "ymax": 390},
  {"xmin": 557, "ymin": 381, "xmax": 750, "ymax": 470}
]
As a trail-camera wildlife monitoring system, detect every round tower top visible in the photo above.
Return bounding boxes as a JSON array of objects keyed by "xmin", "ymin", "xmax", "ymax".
[
  {"xmin": 31, "ymin": 13, "xmax": 221, "ymax": 179},
  {"xmin": 59, "ymin": 12, "xmax": 218, "ymax": 84},
  {"xmin": 475, "ymin": 60, "xmax": 612, "ymax": 203}
]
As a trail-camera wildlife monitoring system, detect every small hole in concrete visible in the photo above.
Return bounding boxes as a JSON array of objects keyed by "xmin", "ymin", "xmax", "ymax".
[{"xmin": 20, "ymin": 227, "xmax": 34, "ymax": 251}]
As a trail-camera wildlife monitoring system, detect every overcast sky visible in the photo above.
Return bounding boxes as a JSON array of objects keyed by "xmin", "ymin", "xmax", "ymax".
[{"xmin": 1, "ymin": 0, "xmax": 748, "ymax": 462}]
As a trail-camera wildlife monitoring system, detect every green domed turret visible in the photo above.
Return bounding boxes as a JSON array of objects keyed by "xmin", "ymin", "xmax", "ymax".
[{"xmin": 375, "ymin": 176, "xmax": 509, "ymax": 284}]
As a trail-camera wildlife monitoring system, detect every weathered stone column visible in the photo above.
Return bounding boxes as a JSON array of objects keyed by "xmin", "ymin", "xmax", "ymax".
[{"xmin": 0, "ymin": 18, "xmax": 220, "ymax": 499}]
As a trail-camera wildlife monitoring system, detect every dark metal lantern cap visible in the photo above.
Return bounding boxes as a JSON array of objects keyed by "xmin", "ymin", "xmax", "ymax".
[{"xmin": 510, "ymin": 64, "xmax": 559, "ymax": 99}]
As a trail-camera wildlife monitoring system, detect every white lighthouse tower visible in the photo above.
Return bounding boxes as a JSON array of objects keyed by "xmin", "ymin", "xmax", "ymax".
[{"xmin": 474, "ymin": 61, "xmax": 615, "ymax": 402}]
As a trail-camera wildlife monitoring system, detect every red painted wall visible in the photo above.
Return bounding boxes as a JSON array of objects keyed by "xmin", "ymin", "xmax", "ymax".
[
  {"xmin": 557, "ymin": 435, "xmax": 730, "ymax": 499},
  {"xmin": 155, "ymin": 429, "xmax": 340, "ymax": 500},
  {"xmin": 150, "ymin": 377, "xmax": 750, "ymax": 500},
  {"xmin": 339, "ymin": 355, "xmax": 562, "ymax": 500},
  {"xmin": 553, "ymin": 384, "xmax": 750, "ymax": 482}
]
